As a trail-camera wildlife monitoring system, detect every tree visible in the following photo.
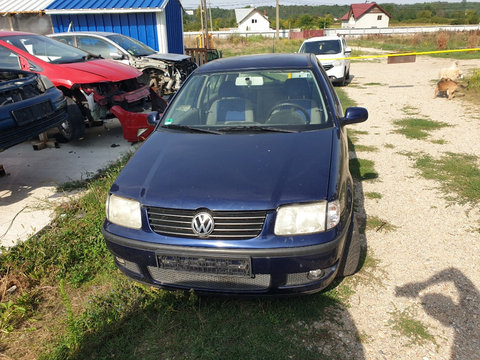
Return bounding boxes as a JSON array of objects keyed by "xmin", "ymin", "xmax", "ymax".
[{"xmin": 465, "ymin": 9, "xmax": 479, "ymax": 24}]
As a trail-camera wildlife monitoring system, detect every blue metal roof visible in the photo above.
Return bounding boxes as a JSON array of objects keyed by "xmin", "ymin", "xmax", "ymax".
[{"xmin": 46, "ymin": 0, "xmax": 166, "ymax": 10}]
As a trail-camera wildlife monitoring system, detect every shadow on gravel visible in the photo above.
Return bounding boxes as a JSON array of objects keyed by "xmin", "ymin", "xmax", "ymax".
[{"xmin": 396, "ymin": 268, "xmax": 480, "ymax": 360}]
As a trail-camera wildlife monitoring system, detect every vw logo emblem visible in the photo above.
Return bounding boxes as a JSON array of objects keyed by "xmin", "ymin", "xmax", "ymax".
[{"xmin": 192, "ymin": 212, "xmax": 215, "ymax": 237}]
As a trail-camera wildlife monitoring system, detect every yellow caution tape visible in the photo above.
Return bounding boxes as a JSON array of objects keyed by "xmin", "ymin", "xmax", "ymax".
[{"xmin": 317, "ymin": 47, "xmax": 480, "ymax": 61}]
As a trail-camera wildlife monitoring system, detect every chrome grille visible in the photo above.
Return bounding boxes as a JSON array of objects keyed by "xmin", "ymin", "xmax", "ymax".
[
  {"xmin": 148, "ymin": 266, "xmax": 270, "ymax": 291},
  {"xmin": 147, "ymin": 207, "xmax": 266, "ymax": 240}
]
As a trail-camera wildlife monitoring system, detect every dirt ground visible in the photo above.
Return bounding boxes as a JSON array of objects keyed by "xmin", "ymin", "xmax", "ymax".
[{"xmin": 339, "ymin": 56, "xmax": 480, "ymax": 359}]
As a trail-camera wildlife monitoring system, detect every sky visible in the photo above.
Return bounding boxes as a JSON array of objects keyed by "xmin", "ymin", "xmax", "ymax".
[{"xmin": 181, "ymin": 0, "xmax": 464, "ymax": 10}]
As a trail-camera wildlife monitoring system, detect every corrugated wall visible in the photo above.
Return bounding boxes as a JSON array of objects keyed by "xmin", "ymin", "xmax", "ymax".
[
  {"xmin": 165, "ymin": 0, "xmax": 183, "ymax": 54},
  {"xmin": 51, "ymin": 12, "xmax": 159, "ymax": 50}
]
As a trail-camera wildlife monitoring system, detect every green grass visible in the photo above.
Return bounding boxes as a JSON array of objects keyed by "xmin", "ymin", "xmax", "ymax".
[
  {"xmin": 355, "ymin": 144, "xmax": 378, "ymax": 152},
  {"xmin": 384, "ymin": 143, "xmax": 395, "ymax": 149},
  {"xmin": 389, "ymin": 306, "xmax": 436, "ymax": 346},
  {"xmin": 394, "ymin": 118, "xmax": 450, "ymax": 140},
  {"xmin": 349, "ymin": 158, "xmax": 378, "ymax": 181},
  {"xmin": 401, "ymin": 106, "xmax": 420, "ymax": 116},
  {"xmin": 336, "ymin": 88, "xmax": 357, "ymax": 109},
  {"xmin": 365, "ymin": 192, "xmax": 382, "ymax": 200},
  {"xmin": 366, "ymin": 216, "xmax": 396, "ymax": 233},
  {"xmin": 414, "ymin": 152, "xmax": 480, "ymax": 204},
  {"xmin": 42, "ymin": 277, "xmax": 352, "ymax": 359},
  {"xmin": 348, "ymin": 33, "xmax": 480, "ymax": 60}
]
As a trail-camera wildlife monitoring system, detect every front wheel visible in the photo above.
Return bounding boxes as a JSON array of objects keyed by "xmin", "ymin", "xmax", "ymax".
[
  {"xmin": 57, "ymin": 97, "xmax": 86, "ymax": 142},
  {"xmin": 338, "ymin": 216, "xmax": 361, "ymax": 277}
]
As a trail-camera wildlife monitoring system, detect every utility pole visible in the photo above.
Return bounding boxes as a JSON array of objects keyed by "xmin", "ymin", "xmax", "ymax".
[
  {"xmin": 202, "ymin": 0, "xmax": 210, "ymax": 49},
  {"xmin": 276, "ymin": 0, "xmax": 280, "ymax": 40},
  {"xmin": 209, "ymin": 1, "xmax": 213, "ymax": 33},
  {"xmin": 199, "ymin": 0, "xmax": 204, "ymax": 46}
]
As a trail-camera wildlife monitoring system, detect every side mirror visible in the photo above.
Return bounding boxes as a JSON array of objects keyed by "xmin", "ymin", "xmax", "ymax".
[
  {"xmin": 341, "ymin": 107, "xmax": 368, "ymax": 126},
  {"xmin": 147, "ymin": 111, "xmax": 160, "ymax": 126},
  {"xmin": 111, "ymin": 52, "xmax": 125, "ymax": 60},
  {"xmin": 345, "ymin": 47, "xmax": 352, "ymax": 54}
]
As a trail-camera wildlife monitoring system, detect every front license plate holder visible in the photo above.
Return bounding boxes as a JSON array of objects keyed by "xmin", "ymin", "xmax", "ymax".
[
  {"xmin": 156, "ymin": 252, "xmax": 252, "ymax": 278},
  {"xmin": 12, "ymin": 101, "xmax": 53, "ymax": 126}
]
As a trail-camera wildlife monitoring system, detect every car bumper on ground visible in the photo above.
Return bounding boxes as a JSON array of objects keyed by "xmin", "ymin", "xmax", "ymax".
[
  {"xmin": 102, "ymin": 220, "xmax": 350, "ymax": 295},
  {"xmin": 109, "ymin": 105, "xmax": 155, "ymax": 142}
]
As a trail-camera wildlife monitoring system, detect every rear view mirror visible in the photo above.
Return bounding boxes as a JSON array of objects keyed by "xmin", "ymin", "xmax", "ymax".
[{"xmin": 111, "ymin": 52, "xmax": 125, "ymax": 60}]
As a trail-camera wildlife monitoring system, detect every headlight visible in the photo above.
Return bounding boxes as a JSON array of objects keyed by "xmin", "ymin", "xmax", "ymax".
[
  {"xmin": 274, "ymin": 200, "xmax": 341, "ymax": 236},
  {"xmin": 333, "ymin": 60, "xmax": 342, "ymax": 67},
  {"xmin": 39, "ymin": 75, "xmax": 55, "ymax": 90},
  {"xmin": 106, "ymin": 194, "xmax": 142, "ymax": 229}
]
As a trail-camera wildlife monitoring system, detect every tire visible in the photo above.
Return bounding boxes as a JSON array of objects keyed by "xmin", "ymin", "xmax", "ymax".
[
  {"xmin": 57, "ymin": 97, "xmax": 85, "ymax": 142},
  {"xmin": 338, "ymin": 216, "xmax": 361, "ymax": 277}
]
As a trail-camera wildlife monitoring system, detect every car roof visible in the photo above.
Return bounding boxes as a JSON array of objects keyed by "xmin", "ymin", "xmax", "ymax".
[
  {"xmin": 303, "ymin": 36, "xmax": 343, "ymax": 42},
  {"xmin": 51, "ymin": 31, "xmax": 120, "ymax": 37},
  {"xmin": 196, "ymin": 53, "xmax": 317, "ymax": 73},
  {"xmin": 0, "ymin": 30, "xmax": 38, "ymax": 37}
]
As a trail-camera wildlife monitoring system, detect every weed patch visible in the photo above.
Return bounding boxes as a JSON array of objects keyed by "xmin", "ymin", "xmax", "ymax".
[
  {"xmin": 349, "ymin": 158, "xmax": 378, "ymax": 181},
  {"xmin": 365, "ymin": 192, "xmax": 382, "ymax": 200},
  {"xmin": 366, "ymin": 215, "xmax": 397, "ymax": 232},
  {"xmin": 389, "ymin": 305, "xmax": 436, "ymax": 346},
  {"xmin": 394, "ymin": 118, "xmax": 450, "ymax": 140},
  {"xmin": 414, "ymin": 152, "xmax": 480, "ymax": 204},
  {"xmin": 40, "ymin": 276, "xmax": 350, "ymax": 360}
]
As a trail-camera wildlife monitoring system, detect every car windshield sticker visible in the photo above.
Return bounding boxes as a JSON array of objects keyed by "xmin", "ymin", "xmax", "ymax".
[{"xmin": 165, "ymin": 118, "xmax": 174, "ymax": 125}]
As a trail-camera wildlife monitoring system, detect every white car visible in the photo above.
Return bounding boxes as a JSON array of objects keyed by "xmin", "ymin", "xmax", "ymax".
[{"xmin": 299, "ymin": 36, "xmax": 351, "ymax": 86}]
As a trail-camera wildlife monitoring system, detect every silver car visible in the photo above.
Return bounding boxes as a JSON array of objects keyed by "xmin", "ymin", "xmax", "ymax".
[{"xmin": 50, "ymin": 31, "xmax": 197, "ymax": 96}]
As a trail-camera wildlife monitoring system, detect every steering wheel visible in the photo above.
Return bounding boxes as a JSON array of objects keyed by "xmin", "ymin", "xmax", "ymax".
[{"xmin": 267, "ymin": 102, "xmax": 310, "ymax": 124}]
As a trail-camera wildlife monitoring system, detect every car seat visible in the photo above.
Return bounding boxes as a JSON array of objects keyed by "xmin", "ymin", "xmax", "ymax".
[{"xmin": 206, "ymin": 81, "xmax": 254, "ymax": 124}]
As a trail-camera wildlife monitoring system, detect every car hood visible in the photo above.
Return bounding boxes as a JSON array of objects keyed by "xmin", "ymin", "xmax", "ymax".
[
  {"xmin": 315, "ymin": 54, "xmax": 345, "ymax": 63},
  {"xmin": 56, "ymin": 59, "xmax": 142, "ymax": 83},
  {"xmin": 113, "ymin": 129, "xmax": 334, "ymax": 210},
  {"xmin": 146, "ymin": 53, "xmax": 192, "ymax": 62}
]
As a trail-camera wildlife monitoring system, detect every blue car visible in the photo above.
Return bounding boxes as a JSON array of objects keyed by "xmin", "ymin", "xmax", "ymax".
[
  {"xmin": 102, "ymin": 53, "xmax": 368, "ymax": 295},
  {"xmin": 0, "ymin": 69, "xmax": 67, "ymax": 151}
]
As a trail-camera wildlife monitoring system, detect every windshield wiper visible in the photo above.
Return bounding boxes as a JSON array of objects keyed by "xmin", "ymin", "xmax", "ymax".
[
  {"xmin": 160, "ymin": 124, "xmax": 222, "ymax": 134},
  {"xmin": 217, "ymin": 126, "xmax": 298, "ymax": 133}
]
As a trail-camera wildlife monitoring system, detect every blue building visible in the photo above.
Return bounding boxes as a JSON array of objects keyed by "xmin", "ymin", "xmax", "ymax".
[{"xmin": 45, "ymin": 0, "xmax": 185, "ymax": 54}]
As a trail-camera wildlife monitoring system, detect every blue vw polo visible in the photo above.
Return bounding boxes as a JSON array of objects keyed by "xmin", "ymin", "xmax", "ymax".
[{"xmin": 102, "ymin": 53, "xmax": 368, "ymax": 295}]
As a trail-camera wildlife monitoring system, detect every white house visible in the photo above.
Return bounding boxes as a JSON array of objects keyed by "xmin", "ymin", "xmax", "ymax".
[
  {"xmin": 235, "ymin": 8, "xmax": 271, "ymax": 32},
  {"xmin": 341, "ymin": 3, "xmax": 391, "ymax": 29}
]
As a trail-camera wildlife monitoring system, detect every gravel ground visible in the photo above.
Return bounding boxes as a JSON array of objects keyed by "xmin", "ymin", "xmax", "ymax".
[{"xmin": 336, "ymin": 56, "xmax": 480, "ymax": 360}]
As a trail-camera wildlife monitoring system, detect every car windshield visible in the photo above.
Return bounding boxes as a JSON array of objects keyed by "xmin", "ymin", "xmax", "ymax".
[
  {"xmin": 300, "ymin": 40, "xmax": 342, "ymax": 55},
  {"xmin": 106, "ymin": 34, "xmax": 155, "ymax": 56},
  {"xmin": 1, "ymin": 34, "xmax": 89, "ymax": 64},
  {"xmin": 160, "ymin": 69, "xmax": 332, "ymax": 132}
]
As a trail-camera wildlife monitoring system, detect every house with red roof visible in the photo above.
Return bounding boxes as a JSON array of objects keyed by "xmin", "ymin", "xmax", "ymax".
[{"xmin": 340, "ymin": 3, "xmax": 391, "ymax": 28}]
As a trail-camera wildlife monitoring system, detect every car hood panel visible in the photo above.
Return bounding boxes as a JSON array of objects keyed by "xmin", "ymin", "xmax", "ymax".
[
  {"xmin": 57, "ymin": 59, "xmax": 142, "ymax": 82},
  {"xmin": 146, "ymin": 53, "xmax": 192, "ymax": 62},
  {"xmin": 114, "ymin": 130, "xmax": 334, "ymax": 210}
]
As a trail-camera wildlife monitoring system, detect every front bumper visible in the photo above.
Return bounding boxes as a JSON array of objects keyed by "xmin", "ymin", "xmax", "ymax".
[{"xmin": 102, "ymin": 219, "xmax": 350, "ymax": 295}]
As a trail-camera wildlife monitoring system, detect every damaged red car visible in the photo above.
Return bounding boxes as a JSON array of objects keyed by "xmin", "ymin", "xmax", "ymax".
[{"xmin": 0, "ymin": 31, "xmax": 164, "ymax": 142}]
